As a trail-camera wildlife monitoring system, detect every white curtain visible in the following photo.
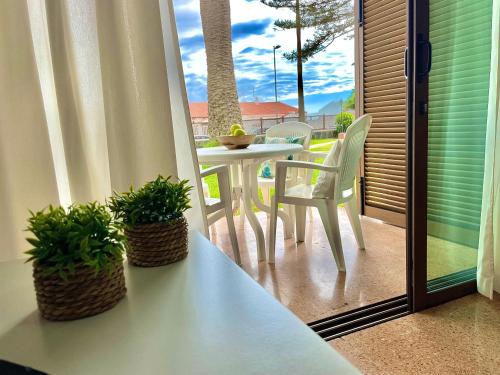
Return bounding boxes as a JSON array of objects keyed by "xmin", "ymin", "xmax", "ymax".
[
  {"xmin": 0, "ymin": 0, "xmax": 206, "ymax": 261},
  {"xmin": 477, "ymin": 0, "xmax": 500, "ymax": 298},
  {"xmin": 0, "ymin": 0, "xmax": 61, "ymax": 262}
]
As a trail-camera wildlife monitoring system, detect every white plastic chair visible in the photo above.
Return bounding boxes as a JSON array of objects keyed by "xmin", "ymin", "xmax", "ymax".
[
  {"xmin": 200, "ymin": 165, "xmax": 241, "ymax": 265},
  {"xmin": 268, "ymin": 115, "xmax": 372, "ymax": 271},
  {"xmin": 264, "ymin": 121, "xmax": 314, "ymax": 148},
  {"xmin": 258, "ymin": 122, "xmax": 313, "ymax": 236}
]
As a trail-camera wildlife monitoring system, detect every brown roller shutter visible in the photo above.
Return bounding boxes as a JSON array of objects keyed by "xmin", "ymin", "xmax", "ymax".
[{"xmin": 356, "ymin": 0, "xmax": 407, "ymax": 227}]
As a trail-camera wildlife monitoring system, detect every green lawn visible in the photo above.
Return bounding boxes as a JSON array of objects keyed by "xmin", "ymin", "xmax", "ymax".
[
  {"xmin": 201, "ymin": 138, "xmax": 337, "ymax": 203},
  {"xmin": 311, "ymin": 138, "xmax": 335, "ymax": 145}
]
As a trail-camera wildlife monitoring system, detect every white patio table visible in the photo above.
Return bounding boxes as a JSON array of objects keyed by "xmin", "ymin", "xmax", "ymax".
[{"xmin": 197, "ymin": 143, "xmax": 303, "ymax": 261}]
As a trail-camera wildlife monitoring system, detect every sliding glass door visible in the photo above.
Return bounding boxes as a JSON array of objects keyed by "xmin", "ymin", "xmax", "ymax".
[{"xmin": 411, "ymin": 0, "xmax": 493, "ymax": 309}]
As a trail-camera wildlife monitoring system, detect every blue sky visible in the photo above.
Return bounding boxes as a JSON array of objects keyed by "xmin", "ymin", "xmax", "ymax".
[{"xmin": 173, "ymin": 0, "xmax": 354, "ymax": 113}]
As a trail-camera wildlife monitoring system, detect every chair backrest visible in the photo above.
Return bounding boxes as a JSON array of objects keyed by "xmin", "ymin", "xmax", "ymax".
[
  {"xmin": 265, "ymin": 121, "xmax": 314, "ymax": 150},
  {"xmin": 334, "ymin": 115, "xmax": 372, "ymax": 202}
]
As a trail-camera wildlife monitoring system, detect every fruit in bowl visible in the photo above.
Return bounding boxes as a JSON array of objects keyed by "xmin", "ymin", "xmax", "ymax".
[
  {"xmin": 230, "ymin": 123, "xmax": 243, "ymax": 134},
  {"xmin": 233, "ymin": 128, "xmax": 246, "ymax": 136},
  {"xmin": 217, "ymin": 124, "xmax": 256, "ymax": 150}
]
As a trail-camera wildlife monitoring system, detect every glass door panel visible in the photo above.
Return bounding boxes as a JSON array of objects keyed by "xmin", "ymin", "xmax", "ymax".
[
  {"xmin": 426, "ymin": 0, "xmax": 492, "ymax": 292},
  {"xmin": 411, "ymin": 0, "xmax": 493, "ymax": 309}
]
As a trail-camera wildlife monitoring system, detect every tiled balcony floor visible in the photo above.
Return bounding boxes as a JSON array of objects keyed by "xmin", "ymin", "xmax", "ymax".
[
  {"xmin": 210, "ymin": 207, "xmax": 479, "ymax": 323},
  {"xmin": 331, "ymin": 293, "xmax": 500, "ymax": 375},
  {"xmin": 210, "ymin": 208, "xmax": 407, "ymax": 323}
]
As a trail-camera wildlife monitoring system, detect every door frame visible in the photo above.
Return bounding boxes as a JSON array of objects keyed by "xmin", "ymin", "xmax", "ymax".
[{"xmin": 408, "ymin": 0, "xmax": 477, "ymax": 312}]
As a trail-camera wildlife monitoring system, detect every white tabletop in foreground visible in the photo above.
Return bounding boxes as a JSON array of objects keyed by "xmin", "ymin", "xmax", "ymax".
[
  {"xmin": 197, "ymin": 143, "xmax": 303, "ymax": 163},
  {"xmin": 0, "ymin": 232, "xmax": 359, "ymax": 375}
]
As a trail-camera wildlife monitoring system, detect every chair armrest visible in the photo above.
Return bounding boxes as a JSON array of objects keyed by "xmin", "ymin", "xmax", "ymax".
[
  {"xmin": 276, "ymin": 160, "xmax": 338, "ymax": 173},
  {"xmin": 200, "ymin": 165, "xmax": 229, "ymax": 178},
  {"xmin": 274, "ymin": 160, "xmax": 337, "ymax": 195}
]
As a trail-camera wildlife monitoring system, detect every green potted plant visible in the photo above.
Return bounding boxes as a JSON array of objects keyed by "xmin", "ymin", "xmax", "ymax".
[
  {"xmin": 109, "ymin": 175, "xmax": 192, "ymax": 267},
  {"xmin": 335, "ymin": 111, "xmax": 355, "ymax": 140},
  {"xmin": 25, "ymin": 203, "xmax": 126, "ymax": 321}
]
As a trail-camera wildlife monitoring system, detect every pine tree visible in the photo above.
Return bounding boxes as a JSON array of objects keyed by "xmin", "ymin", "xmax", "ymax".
[{"xmin": 261, "ymin": 0, "xmax": 354, "ymax": 121}]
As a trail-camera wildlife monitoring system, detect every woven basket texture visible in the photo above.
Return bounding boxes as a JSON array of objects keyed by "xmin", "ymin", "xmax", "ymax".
[
  {"xmin": 33, "ymin": 262, "xmax": 126, "ymax": 321},
  {"xmin": 125, "ymin": 216, "xmax": 188, "ymax": 267}
]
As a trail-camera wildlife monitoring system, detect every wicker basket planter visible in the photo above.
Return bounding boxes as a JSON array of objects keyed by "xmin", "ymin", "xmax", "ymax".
[
  {"xmin": 125, "ymin": 216, "xmax": 189, "ymax": 267},
  {"xmin": 33, "ymin": 262, "xmax": 126, "ymax": 321}
]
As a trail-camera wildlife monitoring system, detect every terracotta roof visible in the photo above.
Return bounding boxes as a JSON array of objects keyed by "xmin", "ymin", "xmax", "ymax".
[{"xmin": 189, "ymin": 102, "xmax": 299, "ymax": 118}]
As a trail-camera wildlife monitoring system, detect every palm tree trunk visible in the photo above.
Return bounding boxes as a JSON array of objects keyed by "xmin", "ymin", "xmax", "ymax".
[
  {"xmin": 296, "ymin": 0, "xmax": 305, "ymax": 122},
  {"xmin": 200, "ymin": 0, "xmax": 243, "ymax": 138}
]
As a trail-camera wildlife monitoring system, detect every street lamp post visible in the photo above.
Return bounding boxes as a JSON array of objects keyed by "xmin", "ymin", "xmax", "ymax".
[{"xmin": 273, "ymin": 45, "xmax": 281, "ymax": 102}]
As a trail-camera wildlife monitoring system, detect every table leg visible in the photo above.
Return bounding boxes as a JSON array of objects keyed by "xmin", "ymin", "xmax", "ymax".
[
  {"xmin": 242, "ymin": 162, "xmax": 266, "ymax": 261},
  {"xmin": 230, "ymin": 163, "xmax": 242, "ymax": 214},
  {"xmin": 248, "ymin": 163, "xmax": 294, "ymax": 239}
]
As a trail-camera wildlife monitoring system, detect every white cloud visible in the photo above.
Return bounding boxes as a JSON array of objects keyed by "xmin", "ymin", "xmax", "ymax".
[
  {"xmin": 182, "ymin": 49, "xmax": 207, "ymax": 79},
  {"xmin": 174, "ymin": 0, "xmax": 355, "ymax": 106}
]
